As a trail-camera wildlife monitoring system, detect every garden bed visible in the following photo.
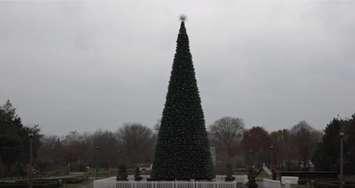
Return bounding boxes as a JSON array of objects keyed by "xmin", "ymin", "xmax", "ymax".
[
  {"xmin": 0, "ymin": 180, "xmax": 61, "ymax": 188},
  {"xmin": 314, "ymin": 180, "xmax": 355, "ymax": 188}
]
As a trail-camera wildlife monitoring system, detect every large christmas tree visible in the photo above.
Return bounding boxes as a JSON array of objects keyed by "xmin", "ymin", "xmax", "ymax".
[{"xmin": 151, "ymin": 17, "xmax": 214, "ymax": 180}]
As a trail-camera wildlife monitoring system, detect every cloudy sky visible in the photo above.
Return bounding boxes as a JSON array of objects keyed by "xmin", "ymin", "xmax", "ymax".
[{"xmin": 1, "ymin": 0, "xmax": 354, "ymax": 135}]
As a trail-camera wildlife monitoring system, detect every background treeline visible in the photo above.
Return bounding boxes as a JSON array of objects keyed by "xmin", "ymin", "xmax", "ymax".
[
  {"xmin": 36, "ymin": 124, "xmax": 156, "ymax": 174},
  {"xmin": 1, "ymin": 100, "xmax": 355, "ymax": 177},
  {"xmin": 210, "ymin": 118, "xmax": 323, "ymax": 173}
]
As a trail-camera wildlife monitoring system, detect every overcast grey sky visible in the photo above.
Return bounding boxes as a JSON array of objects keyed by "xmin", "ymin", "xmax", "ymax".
[{"xmin": 1, "ymin": 0, "xmax": 355, "ymax": 135}]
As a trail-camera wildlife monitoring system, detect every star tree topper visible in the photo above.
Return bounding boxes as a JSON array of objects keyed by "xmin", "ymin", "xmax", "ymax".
[{"xmin": 180, "ymin": 14, "xmax": 187, "ymax": 22}]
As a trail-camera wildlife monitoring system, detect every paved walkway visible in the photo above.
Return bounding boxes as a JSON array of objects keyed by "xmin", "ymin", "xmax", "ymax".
[{"xmin": 94, "ymin": 177, "xmax": 116, "ymax": 188}]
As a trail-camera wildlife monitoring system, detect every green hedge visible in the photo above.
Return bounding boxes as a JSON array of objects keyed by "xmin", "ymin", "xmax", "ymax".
[
  {"xmin": 0, "ymin": 181, "xmax": 59, "ymax": 188},
  {"xmin": 314, "ymin": 181, "xmax": 355, "ymax": 188}
]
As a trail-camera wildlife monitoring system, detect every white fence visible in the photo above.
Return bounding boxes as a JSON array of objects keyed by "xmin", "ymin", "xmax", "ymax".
[
  {"xmin": 281, "ymin": 176, "xmax": 298, "ymax": 188},
  {"xmin": 94, "ymin": 179, "xmax": 247, "ymax": 188},
  {"xmin": 234, "ymin": 175, "xmax": 248, "ymax": 184},
  {"xmin": 114, "ymin": 181, "xmax": 244, "ymax": 188},
  {"xmin": 281, "ymin": 176, "xmax": 298, "ymax": 185},
  {"xmin": 94, "ymin": 176, "xmax": 297, "ymax": 188},
  {"xmin": 124, "ymin": 175, "xmax": 247, "ymax": 184}
]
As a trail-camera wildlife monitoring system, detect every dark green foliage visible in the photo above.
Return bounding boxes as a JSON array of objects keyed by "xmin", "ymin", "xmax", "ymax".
[
  {"xmin": 224, "ymin": 163, "xmax": 235, "ymax": 181},
  {"xmin": 312, "ymin": 118, "xmax": 343, "ymax": 171},
  {"xmin": 116, "ymin": 165, "xmax": 128, "ymax": 181},
  {"xmin": 313, "ymin": 115, "xmax": 355, "ymax": 174},
  {"xmin": 134, "ymin": 167, "xmax": 143, "ymax": 181},
  {"xmin": 0, "ymin": 100, "xmax": 41, "ymax": 177},
  {"xmin": 346, "ymin": 115, "xmax": 355, "ymax": 173},
  {"xmin": 151, "ymin": 21, "xmax": 214, "ymax": 180}
]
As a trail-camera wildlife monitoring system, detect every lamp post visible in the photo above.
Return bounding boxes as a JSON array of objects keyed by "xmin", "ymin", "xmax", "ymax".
[
  {"xmin": 28, "ymin": 132, "xmax": 34, "ymax": 188},
  {"xmin": 94, "ymin": 146, "xmax": 100, "ymax": 179},
  {"xmin": 339, "ymin": 131, "xmax": 344, "ymax": 188}
]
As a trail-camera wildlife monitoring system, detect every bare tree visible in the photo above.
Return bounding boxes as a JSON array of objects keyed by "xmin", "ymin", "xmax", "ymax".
[
  {"xmin": 270, "ymin": 129, "xmax": 292, "ymax": 169},
  {"xmin": 90, "ymin": 130, "xmax": 120, "ymax": 169},
  {"xmin": 290, "ymin": 121, "xmax": 321, "ymax": 170},
  {"xmin": 116, "ymin": 123, "xmax": 155, "ymax": 166},
  {"xmin": 61, "ymin": 131, "xmax": 88, "ymax": 171},
  {"xmin": 37, "ymin": 136, "xmax": 65, "ymax": 171},
  {"xmin": 242, "ymin": 126, "xmax": 272, "ymax": 167},
  {"xmin": 210, "ymin": 117, "xmax": 245, "ymax": 164}
]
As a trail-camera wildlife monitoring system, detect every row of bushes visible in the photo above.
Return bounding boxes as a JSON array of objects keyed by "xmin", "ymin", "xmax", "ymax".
[
  {"xmin": 0, "ymin": 180, "xmax": 60, "ymax": 188},
  {"xmin": 314, "ymin": 181, "xmax": 355, "ymax": 188}
]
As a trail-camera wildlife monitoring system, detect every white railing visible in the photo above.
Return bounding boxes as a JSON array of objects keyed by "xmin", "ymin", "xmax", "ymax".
[
  {"xmin": 281, "ymin": 176, "xmax": 298, "ymax": 184},
  {"xmin": 95, "ymin": 176, "xmax": 298, "ymax": 188},
  {"xmin": 233, "ymin": 175, "xmax": 248, "ymax": 184},
  {"xmin": 281, "ymin": 176, "xmax": 298, "ymax": 188},
  {"xmin": 100, "ymin": 181, "xmax": 247, "ymax": 188}
]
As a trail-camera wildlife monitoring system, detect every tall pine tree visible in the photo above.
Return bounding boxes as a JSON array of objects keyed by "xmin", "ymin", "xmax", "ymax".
[{"xmin": 151, "ymin": 17, "xmax": 214, "ymax": 180}]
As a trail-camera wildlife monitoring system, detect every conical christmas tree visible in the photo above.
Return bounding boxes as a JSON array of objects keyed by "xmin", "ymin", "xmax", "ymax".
[{"xmin": 151, "ymin": 17, "xmax": 214, "ymax": 180}]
